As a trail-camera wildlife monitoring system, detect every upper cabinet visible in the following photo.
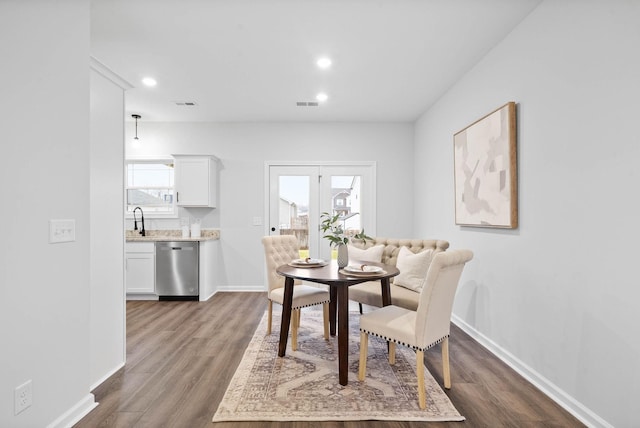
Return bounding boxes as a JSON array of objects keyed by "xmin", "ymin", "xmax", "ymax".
[{"xmin": 174, "ymin": 155, "xmax": 219, "ymax": 208}]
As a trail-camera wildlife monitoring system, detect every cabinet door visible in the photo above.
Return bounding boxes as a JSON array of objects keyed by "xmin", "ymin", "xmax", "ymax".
[
  {"xmin": 175, "ymin": 157, "xmax": 215, "ymax": 207},
  {"xmin": 125, "ymin": 253, "xmax": 155, "ymax": 293}
]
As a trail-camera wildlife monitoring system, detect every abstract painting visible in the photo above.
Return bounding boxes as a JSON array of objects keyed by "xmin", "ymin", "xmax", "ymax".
[{"xmin": 454, "ymin": 102, "xmax": 517, "ymax": 228}]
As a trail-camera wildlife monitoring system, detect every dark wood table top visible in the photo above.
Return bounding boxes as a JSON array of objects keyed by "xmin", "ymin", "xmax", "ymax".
[{"xmin": 276, "ymin": 260, "xmax": 399, "ymax": 285}]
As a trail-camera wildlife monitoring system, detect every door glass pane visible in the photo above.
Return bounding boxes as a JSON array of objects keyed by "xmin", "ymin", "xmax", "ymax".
[
  {"xmin": 279, "ymin": 176, "xmax": 309, "ymax": 258},
  {"xmin": 269, "ymin": 164, "xmax": 373, "ymax": 263},
  {"xmin": 330, "ymin": 175, "xmax": 362, "ymax": 238}
]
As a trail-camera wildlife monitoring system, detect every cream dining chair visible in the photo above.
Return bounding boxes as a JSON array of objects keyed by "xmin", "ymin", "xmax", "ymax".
[
  {"xmin": 358, "ymin": 249, "xmax": 473, "ymax": 409},
  {"xmin": 261, "ymin": 235, "xmax": 330, "ymax": 351}
]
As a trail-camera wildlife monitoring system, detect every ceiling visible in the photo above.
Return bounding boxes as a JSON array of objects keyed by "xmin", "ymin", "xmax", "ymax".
[{"xmin": 90, "ymin": 0, "xmax": 540, "ymax": 123}]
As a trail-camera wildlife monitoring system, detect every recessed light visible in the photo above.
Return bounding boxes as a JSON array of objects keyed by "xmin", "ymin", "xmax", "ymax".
[
  {"xmin": 316, "ymin": 57, "xmax": 332, "ymax": 69},
  {"xmin": 316, "ymin": 93, "xmax": 328, "ymax": 102},
  {"xmin": 142, "ymin": 77, "xmax": 157, "ymax": 87}
]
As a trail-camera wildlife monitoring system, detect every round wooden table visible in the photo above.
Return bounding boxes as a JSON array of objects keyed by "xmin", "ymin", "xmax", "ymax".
[{"xmin": 276, "ymin": 260, "xmax": 400, "ymax": 385}]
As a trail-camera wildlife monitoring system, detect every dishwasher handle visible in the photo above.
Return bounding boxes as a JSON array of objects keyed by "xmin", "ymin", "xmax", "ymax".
[{"xmin": 158, "ymin": 246, "xmax": 194, "ymax": 251}]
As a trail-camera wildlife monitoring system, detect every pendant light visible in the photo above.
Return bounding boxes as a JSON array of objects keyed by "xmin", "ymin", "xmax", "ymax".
[{"xmin": 132, "ymin": 114, "xmax": 141, "ymax": 140}]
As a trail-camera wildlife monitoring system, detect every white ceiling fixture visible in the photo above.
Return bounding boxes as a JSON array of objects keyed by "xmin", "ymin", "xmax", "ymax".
[
  {"xmin": 142, "ymin": 77, "xmax": 157, "ymax": 87},
  {"xmin": 316, "ymin": 57, "xmax": 332, "ymax": 69},
  {"xmin": 316, "ymin": 93, "xmax": 328, "ymax": 103}
]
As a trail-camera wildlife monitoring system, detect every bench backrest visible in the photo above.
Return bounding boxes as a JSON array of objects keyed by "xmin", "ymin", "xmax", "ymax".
[{"xmin": 350, "ymin": 237, "xmax": 449, "ymax": 267}]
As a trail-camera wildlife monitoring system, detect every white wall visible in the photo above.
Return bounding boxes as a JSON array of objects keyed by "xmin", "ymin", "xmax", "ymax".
[
  {"xmin": 0, "ymin": 1, "xmax": 97, "ymax": 427},
  {"xmin": 126, "ymin": 122, "xmax": 415, "ymax": 289},
  {"xmin": 413, "ymin": 1, "xmax": 639, "ymax": 427},
  {"xmin": 89, "ymin": 63, "xmax": 128, "ymax": 389}
]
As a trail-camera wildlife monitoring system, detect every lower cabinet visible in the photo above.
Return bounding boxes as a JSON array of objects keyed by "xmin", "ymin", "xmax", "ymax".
[
  {"xmin": 126, "ymin": 240, "xmax": 218, "ymax": 300},
  {"xmin": 198, "ymin": 239, "xmax": 219, "ymax": 301},
  {"xmin": 125, "ymin": 242, "xmax": 155, "ymax": 294}
]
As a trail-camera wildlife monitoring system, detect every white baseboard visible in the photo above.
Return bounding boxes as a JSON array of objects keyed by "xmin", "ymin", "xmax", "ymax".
[
  {"xmin": 90, "ymin": 361, "xmax": 125, "ymax": 391},
  {"xmin": 126, "ymin": 287, "xmax": 264, "ymax": 302},
  {"xmin": 125, "ymin": 294, "xmax": 158, "ymax": 301},
  {"xmin": 451, "ymin": 314, "xmax": 612, "ymax": 428},
  {"xmin": 199, "ymin": 289, "xmax": 217, "ymax": 301},
  {"xmin": 47, "ymin": 394, "xmax": 98, "ymax": 428},
  {"xmin": 215, "ymin": 284, "xmax": 265, "ymax": 292}
]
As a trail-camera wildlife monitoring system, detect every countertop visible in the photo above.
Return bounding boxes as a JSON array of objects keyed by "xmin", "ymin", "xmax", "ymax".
[{"xmin": 126, "ymin": 229, "xmax": 220, "ymax": 242}]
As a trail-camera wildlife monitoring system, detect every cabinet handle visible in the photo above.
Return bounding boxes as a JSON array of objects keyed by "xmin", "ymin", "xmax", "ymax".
[{"xmin": 176, "ymin": 191, "xmax": 179, "ymax": 203}]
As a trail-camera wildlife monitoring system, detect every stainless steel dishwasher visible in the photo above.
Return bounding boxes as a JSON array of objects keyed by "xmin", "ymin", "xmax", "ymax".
[{"xmin": 155, "ymin": 241, "xmax": 199, "ymax": 300}]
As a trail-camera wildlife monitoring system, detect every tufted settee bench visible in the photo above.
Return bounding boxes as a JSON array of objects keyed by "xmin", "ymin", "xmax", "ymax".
[{"xmin": 348, "ymin": 237, "xmax": 450, "ymax": 311}]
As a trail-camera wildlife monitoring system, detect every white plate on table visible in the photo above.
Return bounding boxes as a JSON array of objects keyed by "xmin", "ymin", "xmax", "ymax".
[
  {"xmin": 289, "ymin": 258, "xmax": 327, "ymax": 267},
  {"xmin": 343, "ymin": 264, "xmax": 383, "ymax": 274}
]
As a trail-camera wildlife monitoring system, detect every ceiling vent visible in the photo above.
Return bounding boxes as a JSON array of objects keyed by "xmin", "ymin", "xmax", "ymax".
[
  {"xmin": 175, "ymin": 102, "xmax": 198, "ymax": 106},
  {"xmin": 296, "ymin": 101, "xmax": 319, "ymax": 107}
]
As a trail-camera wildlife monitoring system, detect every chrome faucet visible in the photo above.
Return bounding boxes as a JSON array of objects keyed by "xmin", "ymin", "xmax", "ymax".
[{"xmin": 133, "ymin": 206, "xmax": 146, "ymax": 236}]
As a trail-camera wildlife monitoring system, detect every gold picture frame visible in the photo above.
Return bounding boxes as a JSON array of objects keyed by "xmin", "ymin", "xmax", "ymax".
[{"xmin": 453, "ymin": 102, "xmax": 517, "ymax": 228}]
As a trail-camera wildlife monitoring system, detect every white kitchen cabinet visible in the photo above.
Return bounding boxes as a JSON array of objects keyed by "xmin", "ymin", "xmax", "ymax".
[
  {"xmin": 198, "ymin": 239, "xmax": 220, "ymax": 301},
  {"xmin": 174, "ymin": 155, "xmax": 218, "ymax": 207},
  {"xmin": 125, "ymin": 242, "xmax": 155, "ymax": 294}
]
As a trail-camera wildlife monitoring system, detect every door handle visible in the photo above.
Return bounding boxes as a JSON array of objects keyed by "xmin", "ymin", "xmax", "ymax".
[{"xmin": 271, "ymin": 227, "xmax": 276, "ymax": 232}]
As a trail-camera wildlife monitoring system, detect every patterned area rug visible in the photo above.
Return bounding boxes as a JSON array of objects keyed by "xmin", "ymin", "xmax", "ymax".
[{"xmin": 212, "ymin": 307, "xmax": 465, "ymax": 422}]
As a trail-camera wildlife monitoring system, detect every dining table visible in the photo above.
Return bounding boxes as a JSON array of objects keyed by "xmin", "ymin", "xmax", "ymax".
[{"xmin": 276, "ymin": 259, "xmax": 400, "ymax": 386}]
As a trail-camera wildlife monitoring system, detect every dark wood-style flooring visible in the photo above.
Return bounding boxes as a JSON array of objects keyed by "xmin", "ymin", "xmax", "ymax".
[{"xmin": 75, "ymin": 292, "xmax": 584, "ymax": 428}]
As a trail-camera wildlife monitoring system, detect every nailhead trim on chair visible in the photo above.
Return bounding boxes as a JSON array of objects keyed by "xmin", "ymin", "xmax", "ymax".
[
  {"xmin": 272, "ymin": 298, "xmax": 331, "ymax": 310},
  {"xmin": 359, "ymin": 328, "xmax": 449, "ymax": 352}
]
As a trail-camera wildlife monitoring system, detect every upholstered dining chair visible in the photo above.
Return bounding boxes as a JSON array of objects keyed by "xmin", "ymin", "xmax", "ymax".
[
  {"xmin": 358, "ymin": 249, "xmax": 473, "ymax": 409},
  {"xmin": 261, "ymin": 235, "xmax": 330, "ymax": 351}
]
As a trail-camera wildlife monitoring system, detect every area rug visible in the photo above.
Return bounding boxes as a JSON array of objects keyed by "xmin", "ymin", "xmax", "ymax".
[{"xmin": 212, "ymin": 307, "xmax": 465, "ymax": 422}]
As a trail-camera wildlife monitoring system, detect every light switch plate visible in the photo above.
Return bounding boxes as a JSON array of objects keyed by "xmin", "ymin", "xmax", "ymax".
[
  {"xmin": 49, "ymin": 219, "xmax": 76, "ymax": 243},
  {"xmin": 252, "ymin": 216, "xmax": 263, "ymax": 226}
]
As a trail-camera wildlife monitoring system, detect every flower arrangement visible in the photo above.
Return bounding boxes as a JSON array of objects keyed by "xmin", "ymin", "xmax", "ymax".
[{"xmin": 319, "ymin": 212, "xmax": 371, "ymax": 247}]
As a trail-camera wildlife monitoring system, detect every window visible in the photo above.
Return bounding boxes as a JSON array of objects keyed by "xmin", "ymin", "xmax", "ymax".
[{"xmin": 125, "ymin": 160, "xmax": 177, "ymax": 217}]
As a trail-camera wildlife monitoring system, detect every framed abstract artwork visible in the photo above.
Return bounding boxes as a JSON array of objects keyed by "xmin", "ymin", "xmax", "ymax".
[{"xmin": 453, "ymin": 102, "xmax": 517, "ymax": 228}]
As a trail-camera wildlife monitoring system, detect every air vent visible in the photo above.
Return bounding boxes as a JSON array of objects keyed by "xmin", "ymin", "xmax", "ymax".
[
  {"xmin": 296, "ymin": 101, "xmax": 319, "ymax": 107},
  {"xmin": 174, "ymin": 102, "xmax": 198, "ymax": 106}
]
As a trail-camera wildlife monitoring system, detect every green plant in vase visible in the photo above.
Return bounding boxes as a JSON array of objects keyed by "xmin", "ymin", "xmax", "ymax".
[{"xmin": 319, "ymin": 212, "xmax": 371, "ymax": 267}]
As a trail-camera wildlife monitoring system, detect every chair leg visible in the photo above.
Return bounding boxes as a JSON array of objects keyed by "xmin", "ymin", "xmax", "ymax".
[
  {"xmin": 322, "ymin": 303, "xmax": 329, "ymax": 340},
  {"xmin": 388, "ymin": 342, "xmax": 396, "ymax": 365},
  {"xmin": 291, "ymin": 308, "xmax": 299, "ymax": 351},
  {"xmin": 442, "ymin": 337, "xmax": 451, "ymax": 389},
  {"xmin": 416, "ymin": 350, "xmax": 426, "ymax": 409},
  {"xmin": 358, "ymin": 332, "xmax": 368, "ymax": 380},
  {"xmin": 267, "ymin": 300, "xmax": 273, "ymax": 335}
]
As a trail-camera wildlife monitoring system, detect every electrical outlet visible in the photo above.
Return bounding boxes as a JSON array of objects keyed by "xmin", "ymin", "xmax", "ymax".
[{"xmin": 15, "ymin": 380, "xmax": 32, "ymax": 415}]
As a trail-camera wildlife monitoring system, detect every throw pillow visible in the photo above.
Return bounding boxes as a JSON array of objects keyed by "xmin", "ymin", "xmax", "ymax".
[
  {"xmin": 394, "ymin": 246, "xmax": 434, "ymax": 292},
  {"xmin": 347, "ymin": 244, "xmax": 384, "ymax": 263}
]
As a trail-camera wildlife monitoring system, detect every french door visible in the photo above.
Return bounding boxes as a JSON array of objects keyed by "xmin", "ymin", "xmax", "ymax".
[{"xmin": 267, "ymin": 162, "xmax": 376, "ymax": 262}]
